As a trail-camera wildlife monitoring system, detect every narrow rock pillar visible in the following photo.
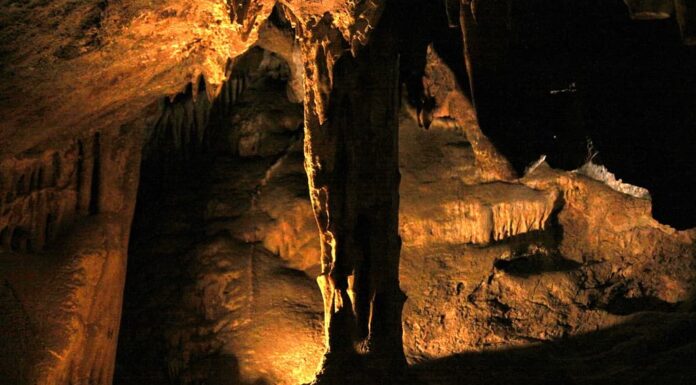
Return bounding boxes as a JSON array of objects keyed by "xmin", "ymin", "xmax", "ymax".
[{"xmin": 298, "ymin": 7, "xmax": 407, "ymax": 384}]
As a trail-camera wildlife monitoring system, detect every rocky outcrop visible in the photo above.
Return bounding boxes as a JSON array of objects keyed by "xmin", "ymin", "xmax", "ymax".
[
  {"xmin": 400, "ymin": 114, "xmax": 696, "ymax": 365},
  {"xmin": 1, "ymin": 2, "xmax": 695, "ymax": 385},
  {"xmin": 117, "ymin": 154, "xmax": 324, "ymax": 385},
  {"xmin": 0, "ymin": 33, "xmax": 242, "ymax": 384},
  {"xmin": 417, "ymin": 46, "xmax": 515, "ymax": 182},
  {"xmin": 1, "ymin": 138, "xmax": 95, "ymax": 253}
]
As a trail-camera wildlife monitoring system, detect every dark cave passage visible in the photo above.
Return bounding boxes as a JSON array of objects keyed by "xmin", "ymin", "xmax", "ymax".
[
  {"xmin": 461, "ymin": 0, "xmax": 696, "ymax": 229},
  {"xmin": 395, "ymin": 0, "xmax": 696, "ymax": 229}
]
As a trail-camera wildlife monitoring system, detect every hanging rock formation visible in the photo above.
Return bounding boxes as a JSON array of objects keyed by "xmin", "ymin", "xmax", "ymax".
[
  {"xmin": 0, "ymin": 0, "xmax": 276, "ymax": 158},
  {"xmin": 0, "ymin": 120, "xmax": 147, "ymax": 385},
  {"xmin": 1, "ymin": 1, "xmax": 696, "ymax": 385},
  {"xmin": 280, "ymin": 1, "xmax": 407, "ymax": 382}
]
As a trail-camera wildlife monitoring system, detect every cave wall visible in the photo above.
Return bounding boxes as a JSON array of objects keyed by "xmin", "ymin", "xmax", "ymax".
[
  {"xmin": 1, "ymin": 1, "xmax": 696, "ymax": 385},
  {"xmin": 0, "ymin": 117, "xmax": 147, "ymax": 385},
  {"xmin": 0, "ymin": 0, "xmax": 275, "ymax": 158},
  {"xmin": 114, "ymin": 47, "xmax": 323, "ymax": 385}
]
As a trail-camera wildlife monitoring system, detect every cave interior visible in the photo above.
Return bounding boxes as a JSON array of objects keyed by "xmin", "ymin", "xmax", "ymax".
[{"xmin": 1, "ymin": 1, "xmax": 696, "ymax": 385}]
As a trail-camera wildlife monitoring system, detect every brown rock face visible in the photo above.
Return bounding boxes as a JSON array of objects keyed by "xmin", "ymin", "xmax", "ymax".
[
  {"xmin": 2, "ymin": 1, "xmax": 696, "ymax": 385},
  {"xmin": 0, "ymin": 0, "xmax": 275, "ymax": 158},
  {"xmin": 1, "ymin": 120, "xmax": 146, "ymax": 385},
  {"xmin": 291, "ymin": 2, "xmax": 408, "ymax": 382}
]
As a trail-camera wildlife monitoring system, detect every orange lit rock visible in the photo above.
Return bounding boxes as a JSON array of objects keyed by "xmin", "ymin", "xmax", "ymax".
[
  {"xmin": 0, "ymin": 121, "xmax": 145, "ymax": 385},
  {"xmin": 0, "ymin": 0, "xmax": 275, "ymax": 159},
  {"xmin": 418, "ymin": 45, "xmax": 516, "ymax": 182},
  {"xmin": 400, "ymin": 120, "xmax": 696, "ymax": 363},
  {"xmin": 1, "ymin": 2, "xmax": 695, "ymax": 385}
]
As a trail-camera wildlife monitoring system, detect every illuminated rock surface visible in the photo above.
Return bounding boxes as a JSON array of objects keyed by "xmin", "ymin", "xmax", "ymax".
[{"xmin": 1, "ymin": 1, "xmax": 695, "ymax": 385}]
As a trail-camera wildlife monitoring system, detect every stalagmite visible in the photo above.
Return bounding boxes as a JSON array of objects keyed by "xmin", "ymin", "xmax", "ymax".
[{"xmin": 282, "ymin": 0, "xmax": 407, "ymax": 381}]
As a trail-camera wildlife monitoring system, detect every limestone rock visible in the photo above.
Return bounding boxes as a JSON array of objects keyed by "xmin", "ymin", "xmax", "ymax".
[{"xmin": 0, "ymin": 0, "xmax": 276, "ymax": 158}]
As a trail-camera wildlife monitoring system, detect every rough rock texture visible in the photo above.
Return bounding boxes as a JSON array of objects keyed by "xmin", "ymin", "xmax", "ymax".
[
  {"xmin": 0, "ymin": 24, "xmax": 243, "ymax": 382},
  {"xmin": 0, "ymin": 119, "xmax": 146, "ymax": 385},
  {"xmin": 1, "ymin": 139, "xmax": 95, "ymax": 253},
  {"xmin": 0, "ymin": 0, "xmax": 275, "ymax": 158},
  {"xmin": 399, "ymin": 118, "xmax": 558, "ymax": 248},
  {"xmin": 416, "ymin": 46, "xmax": 515, "ymax": 183},
  {"xmin": 1, "ymin": 1, "xmax": 403, "ymax": 382},
  {"xmin": 410, "ymin": 311, "xmax": 696, "ymax": 385},
  {"xmin": 115, "ymin": 60, "xmax": 324, "ymax": 385},
  {"xmin": 397, "ymin": 48, "xmax": 696, "ymax": 365},
  {"xmin": 1, "ymin": 2, "xmax": 695, "ymax": 385},
  {"xmin": 112, "ymin": 52, "xmax": 696, "ymax": 383},
  {"xmin": 457, "ymin": 0, "xmax": 696, "ymax": 229},
  {"xmin": 401, "ymin": 155, "xmax": 696, "ymax": 364},
  {"xmin": 285, "ymin": 1, "xmax": 408, "ymax": 382},
  {"xmin": 116, "ymin": 155, "xmax": 324, "ymax": 385}
]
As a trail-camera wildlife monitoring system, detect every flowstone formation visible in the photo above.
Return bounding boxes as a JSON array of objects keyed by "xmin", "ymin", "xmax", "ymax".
[
  {"xmin": 115, "ymin": 47, "xmax": 323, "ymax": 385},
  {"xmin": 1, "ymin": 1, "xmax": 696, "ymax": 385}
]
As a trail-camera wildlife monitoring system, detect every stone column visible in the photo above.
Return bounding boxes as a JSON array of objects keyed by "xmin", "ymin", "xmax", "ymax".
[{"xmin": 295, "ymin": 4, "xmax": 406, "ymax": 383}]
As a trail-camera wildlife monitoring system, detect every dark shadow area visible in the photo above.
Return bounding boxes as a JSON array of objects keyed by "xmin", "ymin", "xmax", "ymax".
[
  {"xmin": 113, "ymin": 85, "xmax": 222, "ymax": 385},
  {"xmin": 466, "ymin": 0, "xmax": 696, "ymax": 229},
  {"xmin": 490, "ymin": 209, "xmax": 581, "ymax": 278},
  {"xmin": 603, "ymin": 295, "xmax": 679, "ymax": 316},
  {"xmin": 408, "ymin": 311, "xmax": 696, "ymax": 385},
  {"xmin": 396, "ymin": 0, "xmax": 472, "ymax": 110},
  {"xmin": 395, "ymin": 1, "xmax": 696, "ymax": 228},
  {"xmin": 494, "ymin": 254, "xmax": 582, "ymax": 278}
]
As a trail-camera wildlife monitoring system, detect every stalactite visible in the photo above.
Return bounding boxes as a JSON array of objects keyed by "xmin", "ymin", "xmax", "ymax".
[
  {"xmin": 292, "ymin": 2, "xmax": 407, "ymax": 382},
  {"xmin": 0, "ymin": 117, "xmax": 145, "ymax": 385},
  {"xmin": 0, "ymin": 143, "xmax": 85, "ymax": 253},
  {"xmin": 144, "ymin": 71, "xmax": 245, "ymax": 172}
]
